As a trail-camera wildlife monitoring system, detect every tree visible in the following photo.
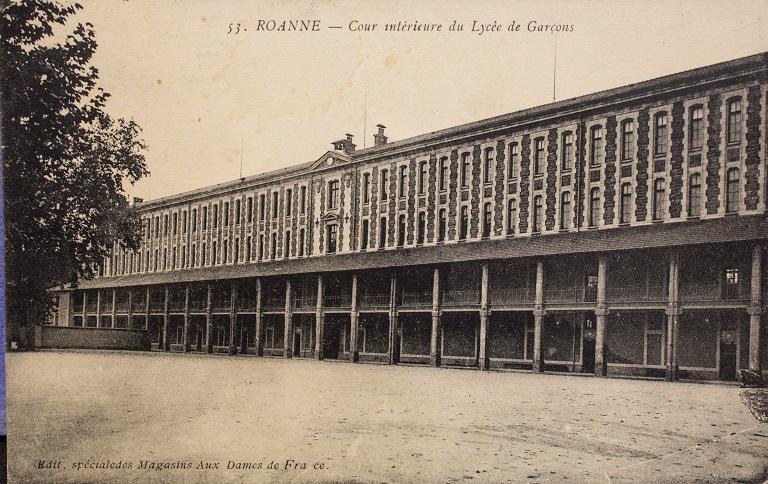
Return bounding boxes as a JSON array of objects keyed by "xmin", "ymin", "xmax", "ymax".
[{"xmin": 1, "ymin": 0, "xmax": 148, "ymax": 349}]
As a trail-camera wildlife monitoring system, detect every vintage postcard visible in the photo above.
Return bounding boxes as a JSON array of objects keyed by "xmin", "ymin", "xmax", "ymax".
[{"xmin": 3, "ymin": 0, "xmax": 768, "ymax": 482}]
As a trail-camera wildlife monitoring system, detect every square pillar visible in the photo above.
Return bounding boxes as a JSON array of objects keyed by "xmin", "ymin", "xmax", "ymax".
[
  {"xmin": 205, "ymin": 283, "xmax": 213, "ymax": 353},
  {"xmin": 255, "ymin": 278, "xmax": 264, "ymax": 356},
  {"xmin": 388, "ymin": 274, "xmax": 398, "ymax": 365},
  {"xmin": 110, "ymin": 289, "xmax": 116, "ymax": 328},
  {"xmin": 594, "ymin": 255, "xmax": 608, "ymax": 377},
  {"xmin": 315, "ymin": 275, "xmax": 324, "ymax": 360},
  {"xmin": 666, "ymin": 251, "xmax": 680, "ymax": 381},
  {"xmin": 127, "ymin": 290, "xmax": 134, "ymax": 330},
  {"xmin": 749, "ymin": 245, "xmax": 763, "ymax": 373},
  {"xmin": 532, "ymin": 261, "xmax": 545, "ymax": 373},
  {"xmin": 81, "ymin": 291, "xmax": 87, "ymax": 322},
  {"xmin": 145, "ymin": 287, "xmax": 150, "ymax": 331},
  {"xmin": 350, "ymin": 274, "xmax": 359, "ymax": 362},
  {"xmin": 284, "ymin": 279, "xmax": 293, "ymax": 358},
  {"xmin": 95, "ymin": 291, "xmax": 102, "ymax": 327},
  {"xmin": 163, "ymin": 286, "xmax": 170, "ymax": 351},
  {"xmin": 430, "ymin": 268, "xmax": 442, "ymax": 367},
  {"xmin": 183, "ymin": 285, "xmax": 190, "ymax": 352},
  {"xmin": 479, "ymin": 263, "xmax": 490, "ymax": 371},
  {"xmin": 229, "ymin": 280, "xmax": 238, "ymax": 356}
]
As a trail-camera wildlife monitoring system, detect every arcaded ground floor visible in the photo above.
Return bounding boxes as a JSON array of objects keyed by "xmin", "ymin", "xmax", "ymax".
[{"xmin": 7, "ymin": 351, "xmax": 768, "ymax": 483}]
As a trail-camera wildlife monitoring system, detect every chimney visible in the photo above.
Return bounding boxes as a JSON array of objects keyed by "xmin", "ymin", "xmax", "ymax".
[
  {"xmin": 132, "ymin": 197, "xmax": 144, "ymax": 205},
  {"xmin": 373, "ymin": 124, "xmax": 388, "ymax": 146},
  {"xmin": 332, "ymin": 134, "xmax": 356, "ymax": 155}
]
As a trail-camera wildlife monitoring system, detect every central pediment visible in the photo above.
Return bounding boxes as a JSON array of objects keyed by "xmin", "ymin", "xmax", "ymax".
[{"xmin": 310, "ymin": 150, "xmax": 352, "ymax": 171}]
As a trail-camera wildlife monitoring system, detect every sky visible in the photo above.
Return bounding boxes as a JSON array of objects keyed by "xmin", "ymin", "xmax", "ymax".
[{"xmin": 70, "ymin": 0, "xmax": 767, "ymax": 201}]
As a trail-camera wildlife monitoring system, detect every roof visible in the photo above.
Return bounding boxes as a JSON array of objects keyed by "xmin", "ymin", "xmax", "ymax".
[
  {"xmin": 137, "ymin": 52, "xmax": 768, "ymax": 211},
  {"xmin": 74, "ymin": 214, "xmax": 768, "ymax": 290}
]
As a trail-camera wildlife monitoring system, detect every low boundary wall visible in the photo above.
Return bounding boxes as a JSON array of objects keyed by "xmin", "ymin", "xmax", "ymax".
[{"xmin": 34, "ymin": 326, "xmax": 151, "ymax": 351}]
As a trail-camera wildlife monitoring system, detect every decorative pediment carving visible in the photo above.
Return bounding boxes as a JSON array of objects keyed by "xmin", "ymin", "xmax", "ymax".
[{"xmin": 309, "ymin": 150, "xmax": 352, "ymax": 171}]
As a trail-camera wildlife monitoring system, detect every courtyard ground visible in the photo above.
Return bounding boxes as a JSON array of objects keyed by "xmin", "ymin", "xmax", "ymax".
[{"xmin": 6, "ymin": 350, "xmax": 768, "ymax": 483}]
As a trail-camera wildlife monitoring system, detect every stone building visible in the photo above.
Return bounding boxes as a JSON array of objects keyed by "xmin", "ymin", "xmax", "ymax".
[{"xmin": 49, "ymin": 53, "xmax": 768, "ymax": 381}]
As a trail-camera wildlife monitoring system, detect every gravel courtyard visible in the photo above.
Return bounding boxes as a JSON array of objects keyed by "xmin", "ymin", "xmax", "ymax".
[{"xmin": 7, "ymin": 351, "xmax": 768, "ymax": 483}]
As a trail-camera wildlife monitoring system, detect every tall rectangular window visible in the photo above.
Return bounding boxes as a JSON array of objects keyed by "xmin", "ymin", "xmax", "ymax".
[
  {"xmin": 397, "ymin": 214, "xmax": 406, "ymax": 246},
  {"xmin": 689, "ymin": 106, "xmax": 704, "ymax": 150},
  {"xmin": 418, "ymin": 161, "xmax": 427, "ymax": 195},
  {"xmin": 417, "ymin": 212, "xmax": 425, "ymax": 244},
  {"xmin": 460, "ymin": 152, "xmax": 470, "ymax": 188},
  {"xmin": 459, "ymin": 206, "xmax": 468, "ymax": 240},
  {"xmin": 653, "ymin": 179, "xmax": 666, "ymax": 220},
  {"xmin": 726, "ymin": 168, "xmax": 740, "ymax": 213},
  {"xmin": 727, "ymin": 97, "xmax": 742, "ymax": 144},
  {"xmin": 620, "ymin": 183, "xmax": 632, "ymax": 224},
  {"xmin": 270, "ymin": 233, "xmax": 277, "ymax": 259},
  {"xmin": 163, "ymin": 214, "xmax": 169, "ymax": 236},
  {"xmin": 560, "ymin": 192, "xmax": 572, "ymax": 229},
  {"xmin": 361, "ymin": 220, "xmax": 369, "ymax": 250},
  {"xmin": 438, "ymin": 209, "xmax": 447, "ymax": 242},
  {"xmin": 482, "ymin": 202, "xmax": 492, "ymax": 238},
  {"xmin": 507, "ymin": 199, "xmax": 517, "ymax": 235},
  {"xmin": 284, "ymin": 231, "xmax": 291, "ymax": 257},
  {"xmin": 508, "ymin": 143, "xmax": 519, "ymax": 179},
  {"xmin": 182, "ymin": 210, "xmax": 187, "ymax": 233},
  {"xmin": 439, "ymin": 157, "xmax": 448, "ymax": 191},
  {"xmin": 380, "ymin": 169, "xmax": 389, "ymax": 199},
  {"xmin": 589, "ymin": 188, "xmax": 601, "ymax": 227},
  {"xmin": 534, "ymin": 138, "xmax": 545, "ymax": 175},
  {"xmin": 246, "ymin": 236, "xmax": 252, "ymax": 262},
  {"xmin": 362, "ymin": 173, "xmax": 370, "ymax": 204},
  {"xmin": 298, "ymin": 229, "xmax": 305, "ymax": 257},
  {"xmin": 213, "ymin": 204, "xmax": 219, "ymax": 228},
  {"xmin": 327, "ymin": 224, "xmax": 338, "ymax": 253},
  {"xmin": 300, "ymin": 186, "xmax": 307, "ymax": 214},
  {"xmin": 202, "ymin": 206, "xmax": 208, "ymax": 230},
  {"xmin": 590, "ymin": 126, "xmax": 603, "ymax": 165},
  {"xmin": 688, "ymin": 173, "xmax": 701, "ymax": 217},
  {"xmin": 172, "ymin": 212, "xmax": 177, "ymax": 235},
  {"xmin": 398, "ymin": 165, "xmax": 407, "ymax": 198},
  {"xmin": 259, "ymin": 194, "xmax": 265, "ymax": 221},
  {"xmin": 327, "ymin": 180, "xmax": 339, "ymax": 209},
  {"xmin": 533, "ymin": 195, "xmax": 544, "ymax": 232},
  {"xmin": 235, "ymin": 199, "xmax": 241, "ymax": 224},
  {"xmin": 272, "ymin": 192, "xmax": 278, "ymax": 219},
  {"xmin": 285, "ymin": 188, "xmax": 293, "ymax": 216},
  {"xmin": 654, "ymin": 113, "xmax": 668, "ymax": 155},
  {"xmin": 621, "ymin": 120, "xmax": 634, "ymax": 161},
  {"xmin": 379, "ymin": 217, "xmax": 387, "ymax": 248},
  {"xmin": 483, "ymin": 148, "xmax": 494, "ymax": 184},
  {"xmin": 561, "ymin": 132, "xmax": 573, "ymax": 171},
  {"xmin": 247, "ymin": 197, "xmax": 253, "ymax": 222},
  {"xmin": 223, "ymin": 202, "xmax": 229, "ymax": 226}
]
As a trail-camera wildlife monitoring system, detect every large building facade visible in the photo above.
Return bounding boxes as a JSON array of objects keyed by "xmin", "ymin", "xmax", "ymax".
[{"xmin": 51, "ymin": 53, "xmax": 768, "ymax": 381}]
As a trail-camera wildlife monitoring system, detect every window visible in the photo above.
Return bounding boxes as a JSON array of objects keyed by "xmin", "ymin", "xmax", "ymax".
[
  {"xmin": 246, "ymin": 236, "xmax": 252, "ymax": 262},
  {"xmin": 688, "ymin": 173, "xmax": 701, "ymax": 217},
  {"xmin": 438, "ymin": 209, "xmax": 447, "ymax": 242},
  {"xmin": 460, "ymin": 152, "xmax": 471, "ymax": 188},
  {"xmin": 417, "ymin": 212, "xmax": 425, "ymax": 244},
  {"xmin": 154, "ymin": 249, "xmax": 159, "ymax": 271},
  {"xmin": 235, "ymin": 199, "xmax": 241, "ymax": 224},
  {"xmin": 163, "ymin": 214, "xmax": 168, "ymax": 236},
  {"xmin": 212, "ymin": 241, "xmax": 218, "ymax": 265},
  {"xmin": 182, "ymin": 211, "xmax": 187, "ymax": 233},
  {"xmin": 561, "ymin": 192, "xmax": 572, "ymax": 229},
  {"xmin": 418, "ymin": 161, "xmax": 427, "ymax": 195},
  {"xmin": 653, "ymin": 178, "xmax": 666, "ymax": 220},
  {"xmin": 272, "ymin": 192, "xmax": 278, "ymax": 218},
  {"xmin": 258, "ymin": 234, "xmax": 264, "ymax": 260},
  {"xmin": 508, "ymin": 142, "xmax": 519, "ymax": 179},
  {"xmin": 201, "ymin": 242, "xmax": 206, "ymax": 265},
  {"xmin": 202, "ymin": 206, "xmax": 208, "ymax": 230},
  {"xmin": 589, "ymin": 188, "xmax": 601, "ymax": 227},
  {"xmin": 270, "ymin": 233, "xmax": 277, "ymax": 259},
  {"xmin": 483, "ymin": 147, "xmax": 494, "ymax": 184},
  {"xmin": 532, "ymin": 195, "xmax": 543, "ymax": 232},
  {"xmin": 285, "ymin": 189, "xmax": 292, "ymax": 217},
  {"xmin": 259, "ymin": 194, "xmax": 265, "ymax": 221},
  {"xmin": 590, "ymin": 126, "xmax": 603, "ymax": 165},
  {"xmin": 171, "ymin": 248, "xmax": 176, "ymax": 269},
  {"xmin": 439, "ymin": 157, "xmax": 448, "ymax": 191},
  {"xmin": 300, "ymin": 186, "xmax": 307, "ymax": 214},
  {"xmin": 727, "ymin": 97, "xmax": 742, "ymax": 144},
  {"xmin": 181, "ymin": 247, "xmax": 186, "ymax": 267},
  {"xmin": 621, "ymin": 120, "xmax": 634, "ymax": 161},
  {"xmin": 298, "ymin": 229, "xmax": 305, "ymax": 257},
  {"xmin": 172, "ymin": 212, "xmax": 178, "ymax": 235},
  {"xmin": 724, "ymin": 267, "xmax": 741, "ymax": 299},
  {"xmin": 620, "ymin": 183, "xmax": 632, "ymax": 223},
  {"xmin": 726, "ymin": 168, "xmax": 740, "ymax": 213},
  {"xmin": 247, "ymin": 197, "xmax": 253, "ymax": 222},
  {"xmin": 362, "ymin": 173, "xmax": 370, "ymax": 203},
  {"xmin": 398, "ymin": 165, "xmax": 407, "ymax": 198},
  {"xmin": 223, "ymin": 202, "xmax": 229, "ymax": 226},
  {"xmin": 397, "ymin": 214, "xmax": 406, "ymax": 246},
  {"xmin": 380, "ymin": 169, "xmax": 389, "ymax": 199},
  {"xmin": 482, "ymin": 202, "xmax": 492, "ymax": 238},
  {"xmin": 284, "ymin": 231, "xmax": 291, "ymax": 257},
  {"xmin": 561, "ymin": 132, "xmax": 573, "ymax": 171},
  {"xmin": 327, "ymin": 180, "xmax": 339, "ymax": 209},
  {"xmin": 534, "ymin": 137, "xmax": 545, "ymax": 175},
  {"xmin": 689, "ymin": 106, "xmax": 704, "ymax": 150},
  {"xmin": 654, "ymin": 113, "xmax": 668, "ymax": 155},
  {"xmin": 213, "ymin": 204, "xmax": 219, "ymax": 228},
  {"xmin": 507, "ymin": 199, "xmax": 517, "ymax": 235},
  {"xmin": 223, "ymin": 240, "xmax": 228, "ymax": 263},
  {"xmin": 379, "ymin": 217, "xmax": 387, "ymax": 248},
  {"xmin": 361, "ymin": 220, "xmax": 369, "ymax": 250},
  {"xmin": 459, "ymin": 206, "xmax": 468, "ymax": 240}
]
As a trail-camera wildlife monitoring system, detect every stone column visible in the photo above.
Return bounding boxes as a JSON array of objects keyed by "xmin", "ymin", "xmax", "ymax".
[
  {"xmin": 229, "ymin": 280, "xmax": 238, "ymax": 356},
  {"xmin": 110, "ymin": 289, "xmax": 116, "ymax": 328},
  {"xmin": 95, "ymin": 290, "xmax": 102, "ymax": 328},
  {"xmin": 350, "ymin": 273, "xmax": 359, "ymax": 362},
  {"xmin": 315, "ymin": 274, "xmax": 325, "ymax": 360},
  {"xmin": 430, "ymin": 267, "xmax": 442, "ymax": 367},
  {"xmin": 255, "ymin": 278, "xmax": 263, "ymax": 356},
  {"xmin": 594, "ymin": 255, "xmax": 609, "ymax": 377},
  {"xmin": 183, "ymin": 285, "xmax": 190, "ymax": 352},
  {"xmin": 388, "ymin": 274, "xmax": 398, "ymax": 365},
  {"xmin": 162, "ymin": 286, "xmax": 170, "ymax": 351},
  {"xmin": 205, "ymin": 283, "xmax": 213, "ymax": 353},
  {"xmin": 479, "ymin": 262, "xmax": 490, "ymax": 371},
  {"xmin": 532, "ymin": 261, "xmax": 546, "ymax": 373},
  {"xmin": 127, "ymin": 290, "xmax": 134, "ymax": 330},
  {"xmin": 666, "ymin": 251, "xmax": 681, "ymax": 381},
  {"xmin": 81, "ymin": 291, "xmax": 87, "ymax": 324},
  {"xmin": 144, "ymin": 287, "xmax": 150, "ymax": 331},
  {"xmin": 748, "ymin": 245, "xmax": 763, "ymax": 373},
  {"xmin": 284, "ymin": 279, "xmax": 293, "ymax": 358}
]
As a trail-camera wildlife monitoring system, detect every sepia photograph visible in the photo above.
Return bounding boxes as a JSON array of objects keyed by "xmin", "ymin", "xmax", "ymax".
[{"xmin": 2, "ymin": 0, "xmax": 768, "ymax": 482}]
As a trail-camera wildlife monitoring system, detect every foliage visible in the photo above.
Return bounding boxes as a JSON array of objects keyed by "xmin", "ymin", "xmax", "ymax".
[{"xmin": 1, "ymin": 0, "xmax": 148, "ymax": 345}]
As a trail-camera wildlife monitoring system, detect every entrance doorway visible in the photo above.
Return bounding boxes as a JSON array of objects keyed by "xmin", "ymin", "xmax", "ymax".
[
  {"xmin": 582, "ymin": 315, "xmax": 596, "ymax": 373},
  {"xmin": 324, "ymin": 323, "xmax": 340, "ymax": 359},
  {"xmin": 719, "ymin": 333, "xmax": 737, "ymax": 380},
  {"xmin": 293, "ymin": 332, "xmax": 302, "ymax": 357}
]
